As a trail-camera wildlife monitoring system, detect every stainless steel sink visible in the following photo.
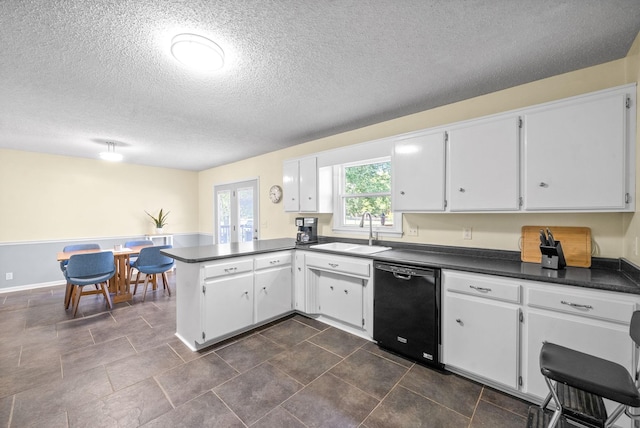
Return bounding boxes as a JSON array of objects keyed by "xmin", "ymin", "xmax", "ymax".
[{"xmin": 309, "ymin": 242, "xmax": 391, "ymax": 255}]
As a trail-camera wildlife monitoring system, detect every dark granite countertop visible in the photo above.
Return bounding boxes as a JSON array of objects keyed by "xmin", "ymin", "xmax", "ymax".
[
  {"xmin": 370, "ymin": 248, "xmax": 640, "ymax": 295},
  {"xmin": 162, "ymin": 237, "xmax": 640, "ymax": 295},
  {"xmin": 161, "ymin": 238, "xmax": 296, "ymax": 263}
]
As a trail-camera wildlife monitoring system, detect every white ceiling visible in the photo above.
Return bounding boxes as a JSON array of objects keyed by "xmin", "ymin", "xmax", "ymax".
[{"xmin": 1, "ymin": 1, "xmax": 639, "ymax": 171}]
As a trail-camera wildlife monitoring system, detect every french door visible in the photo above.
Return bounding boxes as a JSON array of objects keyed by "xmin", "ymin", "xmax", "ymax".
[{"xmin": 214, "ymin": 179, "xmax": 259, "ymax": 244}]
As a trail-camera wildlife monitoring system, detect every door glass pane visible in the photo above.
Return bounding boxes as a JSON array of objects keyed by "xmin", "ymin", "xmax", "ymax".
[
  {"xmin": 217, "ymin": 190, "xmax": 231, "ymax": 244},
  {"xmin": 238, "ymin": 186, "xmax": 254, "ymax": 242}
]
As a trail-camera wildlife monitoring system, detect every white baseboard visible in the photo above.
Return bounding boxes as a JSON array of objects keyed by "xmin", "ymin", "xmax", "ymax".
[{"xmin": 0, "ymin": 280, "xmax": 66, "ymax": 294}]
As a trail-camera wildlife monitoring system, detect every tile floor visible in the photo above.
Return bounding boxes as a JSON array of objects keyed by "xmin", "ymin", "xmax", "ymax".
[{"xmin": 0, "ymin": 274, "xmax": 532, "ymax": 427}]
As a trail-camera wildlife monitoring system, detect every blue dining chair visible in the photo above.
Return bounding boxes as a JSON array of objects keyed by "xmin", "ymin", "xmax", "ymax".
[
  {"xmin": 60, "ymin": 243, "xmax": 101, "ymax": 309},
  {"xmin": 64, "ymin": 251, "xmax": 116, "ymax": 317},
  {"xmin": 124, "ymin": 240, "xmax": 153, "ymax": 284},
  {"xmin": 131, "ymin": 245, "xmax": 174, "ymax": 301}
]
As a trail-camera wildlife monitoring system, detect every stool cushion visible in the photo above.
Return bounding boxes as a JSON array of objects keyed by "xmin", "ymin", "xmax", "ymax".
[{"xmin": 540, "ymin": 342, "xmax": 640, "ymax": 407}]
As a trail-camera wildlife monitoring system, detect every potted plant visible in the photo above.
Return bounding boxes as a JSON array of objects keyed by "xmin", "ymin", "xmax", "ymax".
[{"xmin": 146, "ymin": 208, "xmax": 170, "ymax": 233}]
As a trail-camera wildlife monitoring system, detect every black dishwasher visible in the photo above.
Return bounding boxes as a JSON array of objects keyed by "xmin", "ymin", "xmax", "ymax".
[{"xmin": 373, "ymin": 261, "xmax": 441, "ymax": 368}]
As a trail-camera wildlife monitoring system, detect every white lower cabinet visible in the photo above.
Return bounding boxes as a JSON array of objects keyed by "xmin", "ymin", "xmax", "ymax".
[
  {"xmin": 203, "ymin": 271, "xmax": 254, "ymax": 342},
  {"xmin": 442, "ymin": 270, "xmax": 521, "ymax": 389},
  {"xmin": 255, "ymin": 265, "xmax": 292, "ymax": 323},
  {"xmin": 305, "ymin": 252, "xmax": 372, "ymax": 335},
  {"xmin": 444, "ymin": 294, "xmax": 520, "ymax": 389},
  {"xmin": 318, "ymin": 271, "xmax": 364, "ymax": 328},
  {"xmin": 293, "ymin": 251, "xmax": 307, "ymax": 312},
  {"xmin": 523, "ymin": 309, "xmax": 632, "ymax": 399}
]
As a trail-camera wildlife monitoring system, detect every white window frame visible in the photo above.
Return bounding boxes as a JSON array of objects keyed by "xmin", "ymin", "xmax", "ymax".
[{"xmin": 332, "ymin": 157, "xmax": 402, "ymax": 237}]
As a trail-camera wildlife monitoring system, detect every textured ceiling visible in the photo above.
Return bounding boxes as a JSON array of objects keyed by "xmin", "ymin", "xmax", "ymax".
[{"xmin": 1, "ymin": 1, "xmax": 639, "ymax": 171}]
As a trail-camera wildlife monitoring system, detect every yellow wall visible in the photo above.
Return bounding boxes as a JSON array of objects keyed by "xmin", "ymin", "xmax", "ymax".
[
  {"xmin": 199, "ymin": 55, "xmax": 636, "ymax": 258},
  {"xmin": 0, "ymin": 149, "xmax": 198, "ymax": 242}
]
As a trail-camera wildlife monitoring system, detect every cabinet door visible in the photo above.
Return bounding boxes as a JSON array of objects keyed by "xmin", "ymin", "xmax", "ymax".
[
  {"xmin": 255, "ymin": 266, "xmax": 292, "ymax": 323},
  {"xmin": 448, "ymin": 116, "xmax": 520, "ymax": 211},
  {"xmin": 444, "ymin": 293, "xmax": 520, "ymax": 389},
  {"xmin": 202, "ymin": 273, "xmax": 254, "ymax": 341},
  {"xmin": 392, "ymin": 131, "xmax": 446, "ymax": 211},
  {"xmin": 523, "ymin": 92, "xmax": 628, "ymax": 210},
  {"xmin": 283, "ymin": 159, "xmax": 300, "ymax": 212},
  {"xmin": 318, "ymin": 271, "xmax": 363, "ymax": 327},
  {"xmin": 299, "ymin": 157, "xmax": 318, "ymax": 212},
  {"xmin": 523, "ymin": 309, "xmax": 633, "ymax": 399},
  {"xmin": 293, "ymin": 251, "xmax": 306, "ymax": 312}
]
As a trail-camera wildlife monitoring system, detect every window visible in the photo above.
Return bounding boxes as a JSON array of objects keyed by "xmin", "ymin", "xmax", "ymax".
[{"xmin": 334, "ymin": 157, "xmax": 401, "ymax": 236}]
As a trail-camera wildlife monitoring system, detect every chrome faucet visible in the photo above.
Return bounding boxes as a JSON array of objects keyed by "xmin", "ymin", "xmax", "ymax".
[{"xmin": 359, "ymin": 212, "xmax": 373, "ymax": 246}]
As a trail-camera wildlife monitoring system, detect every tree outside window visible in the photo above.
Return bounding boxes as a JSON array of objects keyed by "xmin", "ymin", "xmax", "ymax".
[{"xmin": 342, "ymin": 159, "xmax": 394, "ymax": 227}]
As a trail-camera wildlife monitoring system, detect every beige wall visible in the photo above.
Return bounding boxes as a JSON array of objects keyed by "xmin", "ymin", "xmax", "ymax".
[
  {"xmin": 0, "ymin": 149, "xmax": 198, "ymax": 242},
  {"xmin": 199, "ymin": 51, "xmax": 637, "ymax": 258}
]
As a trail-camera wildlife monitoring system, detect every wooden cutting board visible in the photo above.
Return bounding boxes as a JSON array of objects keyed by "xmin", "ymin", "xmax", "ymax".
[{"xmin": 521, "ymin": 226, "xmax": 592, "ymax": 267}]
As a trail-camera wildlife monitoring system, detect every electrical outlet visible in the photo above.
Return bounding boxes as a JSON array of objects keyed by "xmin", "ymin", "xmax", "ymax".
[
  {"xmin": 463, "ymin": 227, "xmax": 472, "ymax": 240},
  {"xmin": 5, "ymin": 272, "xmax": 13, "ymax": 280},
  {"xmin": 408, "ymin": 226, "xmax": 419, "ymax": 236}
]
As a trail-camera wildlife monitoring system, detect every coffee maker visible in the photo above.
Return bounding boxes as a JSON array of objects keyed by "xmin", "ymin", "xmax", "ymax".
[{"xmin": 295, "ymin": 217, "xmax": 318, "ymax": 243}]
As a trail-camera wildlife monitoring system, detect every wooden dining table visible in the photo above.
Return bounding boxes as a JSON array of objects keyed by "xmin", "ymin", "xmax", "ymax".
[{"xmin": 57, "ymin": 245, "xmax": 150, "ymax": 304}]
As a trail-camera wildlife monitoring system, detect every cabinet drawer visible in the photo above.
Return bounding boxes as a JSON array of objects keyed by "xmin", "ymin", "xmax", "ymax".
[
  {"xmin": 203, "ymin": 258, "xmax": 254, "ymax": 279},
  {"xmin": 254, "ymin": 252, "xmax": 292, "ymax": 270},
  {"xmin": 443, "ymin": 271, "xmax": 521, "ymax": 303},
  {"xmin": 527, "ymin": 287, "xmax": 635, "ymax": 324},
  {"xmin": 305, "ymin": 254, "xmax": 370, "ymax": 277}
]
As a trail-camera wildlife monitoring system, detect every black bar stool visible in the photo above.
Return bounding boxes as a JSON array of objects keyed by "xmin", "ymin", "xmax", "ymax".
[{"xmin": 527, "ymin": 311, "xmax": 640, "ymax": 428}]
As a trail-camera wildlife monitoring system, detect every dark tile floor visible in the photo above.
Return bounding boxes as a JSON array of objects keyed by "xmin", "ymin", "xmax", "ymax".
[{"xmin": 0, "ymin": 274, "xmax": 532, "ymax": 427}]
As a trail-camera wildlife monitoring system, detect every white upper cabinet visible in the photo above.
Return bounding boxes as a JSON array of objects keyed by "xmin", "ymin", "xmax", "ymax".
[
  {"xmin": 392, "ymin": 130, "xmax": 446, "ymax": 211},
  {"xmin": 447, "ymin": 116, "xmax": 521, "ymax": 211},
  {"xmin": 523, "ymin": 88, "xmax": 633, "ymax": 211},
  {"xmin": 283, "ymin": 157, "xmax": 332, "ymax": 213},
  {"xmin": 283, "ymin": 158, "xmax": 300, "ymax": 212}
]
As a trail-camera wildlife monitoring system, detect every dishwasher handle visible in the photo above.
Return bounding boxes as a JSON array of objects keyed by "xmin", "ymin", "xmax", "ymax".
[
  {"xmin": 374, "ymin": 262, "xmax": 437, "ymax": 278},
  {"xmin": 393, "ymin": 272, "xmax": 412, "ymax": 280}
]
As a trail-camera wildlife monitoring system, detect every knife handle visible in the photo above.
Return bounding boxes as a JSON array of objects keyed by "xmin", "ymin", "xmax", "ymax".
[
  {"xmin": 546, "ymin": 228, "xmax": 556, "ymax": 247},
  {"xmin": 539, "ymin": 229, "xmax": 548, "ymax": 246}
]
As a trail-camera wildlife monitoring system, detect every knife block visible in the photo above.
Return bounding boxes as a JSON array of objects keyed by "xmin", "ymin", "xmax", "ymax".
[{"xmin": 540, "ymin": 241, "xmax": 566, "ymax": 270}]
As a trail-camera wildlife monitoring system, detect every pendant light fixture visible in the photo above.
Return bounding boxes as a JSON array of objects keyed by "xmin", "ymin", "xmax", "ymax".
[
  {"xmin": 171, "ymin": 33, "xmax": 224, "ymax": 71},
  {"xmin": 99, "ymin": 142, "xmax": 123, "ymax": 162}
]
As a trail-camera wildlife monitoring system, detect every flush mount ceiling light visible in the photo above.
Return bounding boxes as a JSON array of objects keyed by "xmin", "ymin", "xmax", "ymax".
[
  {"xmin": 171, "ymin": 33, "xmax": 224, "ymax": 71},
  {"xmin": 99, "ymin": 142, "xmax": 123, "ymax": 162}
]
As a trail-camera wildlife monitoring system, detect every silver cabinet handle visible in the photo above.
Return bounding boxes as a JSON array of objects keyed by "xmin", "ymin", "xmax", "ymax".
[
  {"xmin": 561, "ymin": 300, "xmax": 593, "ymax": 310},
  {"xmin": 470, "ymin": 285, "xmax": 491, "ymax": 292},
  {"xmin": 539, "ymin": 182, "xmax": 548, "ymax": 188},
  {"xmin": 328, "ymin": 263, "xmax": 339, "ymax": 268},
  {"xmin": 269, "ymin": 260, "xmax": 280, "ymax": 264}
]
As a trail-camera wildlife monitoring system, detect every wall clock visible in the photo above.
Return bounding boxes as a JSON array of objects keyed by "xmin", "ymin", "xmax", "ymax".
[{"xmin": 269, "ymin": 185, "xmax": 283, "ymax": 203}]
